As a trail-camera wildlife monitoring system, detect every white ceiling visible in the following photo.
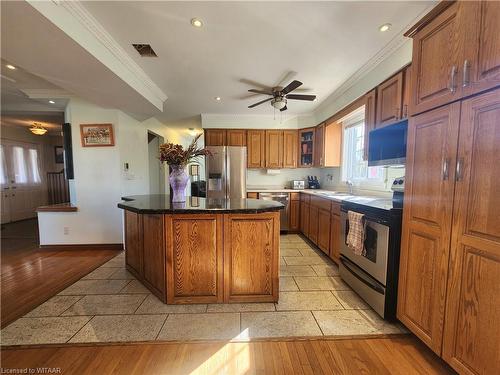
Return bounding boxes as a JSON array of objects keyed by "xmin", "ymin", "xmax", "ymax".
[{"xmin": 82, "ymin": 1, "xmax": 434, "ymax": 121}]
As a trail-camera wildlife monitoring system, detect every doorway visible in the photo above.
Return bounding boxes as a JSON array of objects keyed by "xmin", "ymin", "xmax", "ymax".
[{"xmin": 148, "ymin": 132, "xmax": 165, "ymax": 194}]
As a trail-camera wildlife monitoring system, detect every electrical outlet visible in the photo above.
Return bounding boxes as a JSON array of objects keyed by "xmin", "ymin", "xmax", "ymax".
[{"xmin": 63, "ymin": 227, "xmax": 69, "ymax": 235}]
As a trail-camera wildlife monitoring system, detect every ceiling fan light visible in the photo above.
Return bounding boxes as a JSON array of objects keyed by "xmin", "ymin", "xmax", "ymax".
[
  {"xmin": 271, "ymin": 97, "xmax": 287, "ymax": 110},
  {"xmin": 29, "ymin": 123, "xmax": 48, "ymax": 136}
]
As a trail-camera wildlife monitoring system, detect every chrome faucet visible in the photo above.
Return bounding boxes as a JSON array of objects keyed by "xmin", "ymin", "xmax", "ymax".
[{"xmin": 346, "ymin": 180, "xmax": 354, "ymax": 194}]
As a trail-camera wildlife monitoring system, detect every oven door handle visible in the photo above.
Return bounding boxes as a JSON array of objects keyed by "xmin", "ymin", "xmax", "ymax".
[{"xmin": 340, "ymin": 257, "xmax": 385, "ymax": 295}]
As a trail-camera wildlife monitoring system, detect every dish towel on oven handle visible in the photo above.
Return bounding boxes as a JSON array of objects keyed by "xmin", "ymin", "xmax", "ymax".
[{"xmin": 346, "ymin": 210, "xmax": 366, "ymax": 256}]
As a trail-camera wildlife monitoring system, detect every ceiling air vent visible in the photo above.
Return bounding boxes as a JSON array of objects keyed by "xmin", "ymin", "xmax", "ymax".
[{"xmin": 132, "ymin": 44, "xmax": 158, "ymax": 57}]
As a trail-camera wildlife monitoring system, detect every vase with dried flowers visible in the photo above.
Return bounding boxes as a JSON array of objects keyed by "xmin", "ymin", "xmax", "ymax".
[{"xmin": 159, "ymin": 133, "xmax": 210, "ymax": 202}]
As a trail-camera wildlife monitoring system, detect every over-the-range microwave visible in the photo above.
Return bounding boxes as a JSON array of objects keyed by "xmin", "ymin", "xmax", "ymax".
[{"xmin": 368, "ymin": 119, "xmax": 408, "ymax": 167}]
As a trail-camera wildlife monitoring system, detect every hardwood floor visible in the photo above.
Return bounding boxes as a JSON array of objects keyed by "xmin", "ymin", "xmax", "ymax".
[
  {"xmin": 1, "ymin": 219, "xmax": 120, "ymax": 328},
  {"xmin": 0, "ymin": 336, "xmax": 454, "ymax": 374}
]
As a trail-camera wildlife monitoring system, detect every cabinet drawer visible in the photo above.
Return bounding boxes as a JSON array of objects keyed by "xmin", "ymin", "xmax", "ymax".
[
  {"xmin": 300, "ymin": 193, "xmax": 310, "ymax": 203},
  {"xmin": 290, "ymin": 192, "xmax": 300, "ymax": 201},
  {"xmin": 331, "ymin": 202, "xmax": 341, "ymax": 216}
]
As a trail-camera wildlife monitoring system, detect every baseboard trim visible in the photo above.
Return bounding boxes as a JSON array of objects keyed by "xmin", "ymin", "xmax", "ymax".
[{"xmin": 39, "ymin": 243, "xmax": 124, "ymax": 251}]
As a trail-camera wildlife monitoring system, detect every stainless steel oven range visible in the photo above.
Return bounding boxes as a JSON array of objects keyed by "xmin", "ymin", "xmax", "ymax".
[{"xmin": 339, "ymin": 198, "xmax": 402, "ymax": 320}]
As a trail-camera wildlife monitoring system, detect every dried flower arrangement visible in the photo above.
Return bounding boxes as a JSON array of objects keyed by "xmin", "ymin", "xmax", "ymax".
[{"xmin": 159, "ymin": 133, "xmax": 210, "ymax": 166}]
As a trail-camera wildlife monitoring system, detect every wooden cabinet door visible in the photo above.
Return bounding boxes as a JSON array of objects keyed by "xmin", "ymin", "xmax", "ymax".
[
  {"xmin": 314, "ymin": 123, "xmax": 325, "ymax": 167},
  {"xmin": 410, "ymin": 2, "xmax": 464, "ymax": 115},
  {"xmin": 204, "ymin": 129, "xmax": 226, "ymax": 146},
  {"xmin": 300, "ymin": 201, "xmax": 310, "ymax": 235},
  {"xmin": 265, "ymin": 130, "xmax": 283, "ymax": 168},
  {"xmin": 317, "ymin": 207, "xmax": 331, "ymax": 254},
  {"xmin": 329, "ymin": 213, "xmax": 341, "ymax": 264},
  {"xmin": 166, "ymin": 214, "xmax": 223, "ymax": 304},
  {"xmin": 282, "ymin": 130, "xmax": 298, "ymax": 168},
  {"xmin": 142, "ymin": 214, "xmax": 166, "ymax": 300},
  {"xmin": 289, "ymin": 199, "xmax": 300, "ymax": 232},
  {"xmin": 308, "ymin": 205, "xmax": 319, "ymax": 244},
  {"xmin": 402, "ymin": 65, "xmax": 412, "ymax": 119},
  {"xmin": 376, "ymin": 71, "xmax": 403, "ymax": 127},
  {"xmin": 247, "ymin": 130, "xmax": 265, "ymax": 168},
  {"xmin": 226, "ymin": 130, "xmax": 246, "ymax": 146},
  {"xmin": 224, "ymin": 212, "xmax": 279, "ymax": 302},
  {"xmin": 462, "ymin": 1, "xmax": 500, "ymax": 97},
  {"xmin": 125, "ymin": 210, "xmax": 143, "ymax": 276},
  {"xmin": 363, "ymin": 89, "xmax": 377, "ymax": 160},
  {"xmin": 397, "ymin": 102, "xmax": 460, "ymax": 355},
  {"xmin": 442, "ymin": 90, "xmax": 500, "ymax": 375}
]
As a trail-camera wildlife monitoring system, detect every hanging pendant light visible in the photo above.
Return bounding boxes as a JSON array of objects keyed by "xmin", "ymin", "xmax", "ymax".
[{"xmin": 29, "ymin": 122, "xmax": 48, "ymax": 136}]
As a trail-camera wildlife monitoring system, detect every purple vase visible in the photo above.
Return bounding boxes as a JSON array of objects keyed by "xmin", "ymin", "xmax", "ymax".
[{"xmin": 169, "ymin": 165, "xmax": 189, "ymax": 203}]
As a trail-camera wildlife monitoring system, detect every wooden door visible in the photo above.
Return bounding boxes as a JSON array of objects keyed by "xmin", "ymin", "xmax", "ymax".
[
  {"xmin": 166, "ymin": 214, "xmax": 223, "ymax": 304},
  {"xmin": 125, "ymin": 210, "xmax": 143, "ymax": 277},
  {"xmin": 376, "ymin": 71, "xmax": 403, "ymax": 127},
  {"xmin": 282, "ymin": 130, "xmax": 298, "ymax": 168},
  {"xmin": 226, "ymin": 130, "xmax": 246, "ymax": 146},
  {"xmin": 142, "ymin": 214, "xmax": 166, "ymax": 300},
  {"xmin": 409, "ymin": 2, "xmax": 464, "ymax": 115},
  {"xmin": 308, "ymin": 205, "xmax": 319, "ymax": 244},
  {"xmin": 204, "ymin": 129, "xmax": 226, "ymax": 146},
  {"xmin": 289, "ymin": 199, "xmax": 300, "ymax": 232},
  {"xmin": 329, "ymin": 212, "xmax": 341, "ymax": 264},
  {"xmin": 462, "ymin": 1, "xmax": 500, "ymax": 97},
  {"xmin": 363, "ymin": 89, "xmax": 376, "ymax": 160},
  {"xmin": 317, "ymin": 207, "xmax": 331, "ymax": 254},
  {"xmin": 300, "ymin": 201, "xmax": 310, "ymax": 235},
  {"xmin": 247, "ymin": 130, "xmax": 265, "ymax": 168},
  {"xmin": 265, "ymin": 130, "xmax": 283, "ymax": 168},
  {"xmin": 397, "ymin": 102, "xmax": 461, "ymax": 355},
  {"xmin": 224, "ymin": 212, "xmax": 279, "ymax": 302},
  {"xmin": 442, "ymin": 90, "xmax": 500, "ymax": 375},
  {"xmin": 314, "ymin": 123, "xmax": 325, "ymax": 167}
]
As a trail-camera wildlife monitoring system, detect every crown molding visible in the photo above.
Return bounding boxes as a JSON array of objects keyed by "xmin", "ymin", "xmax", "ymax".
[
  {"xmin": 27, "ymin": 0, "xmax": 167, "ymax": 110},
  {"xmin": 20, "ymin": 88, "xmax": 73, "ymax": 99},
  {"xmin": 314, "ymin": 3, "xmax": 435, "ymax": 116}
]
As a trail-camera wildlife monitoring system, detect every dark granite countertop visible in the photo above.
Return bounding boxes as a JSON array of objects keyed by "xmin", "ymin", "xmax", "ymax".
[{"xmin": 118, "ymin": 195, "xmax": 284, "ymax": 214}]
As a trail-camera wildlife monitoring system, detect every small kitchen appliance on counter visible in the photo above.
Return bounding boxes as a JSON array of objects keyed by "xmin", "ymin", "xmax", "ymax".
[
  {"xmin": 307, "ymin": 176, "xmax": 320, "ymax": 189},
  {"xmin": 291, "ymin": 180, "xmax": 305, "ymax": 190}
]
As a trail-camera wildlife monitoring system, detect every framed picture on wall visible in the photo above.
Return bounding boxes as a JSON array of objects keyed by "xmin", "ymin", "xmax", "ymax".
[
  {"xmin": 54, "ymin": 146, "xmax": 64, "ymax": 164},
  {"xmin": 80, "ymin": 124, "xmax": 115, "ymax": 147}
]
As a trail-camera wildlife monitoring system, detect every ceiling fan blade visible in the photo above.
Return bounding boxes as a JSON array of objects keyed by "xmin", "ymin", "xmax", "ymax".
[
  {"xmin": 248, "ymin": 97, "xmax": 273, "ymax": 108},
  {"xmin": 240, "ymin": 78, "xmax": 272, "ymax": 91},
  {"xmin": 275, "ymin": 71, "xmax": 297, "ymax": 88},
  {"xmin": 281, "ymin": 80, "xmax": 303, "ymax": 95},
  {"xmin": 286, "ymin": 94, "xmax": 317, "ymax": 101},
  {"xmin": 280, "ymin": 105, "xmax": 288, "ymax": 112},
  {"xmin": 248, "ymin": 89, "xmax": 273, "ymax": 95}
]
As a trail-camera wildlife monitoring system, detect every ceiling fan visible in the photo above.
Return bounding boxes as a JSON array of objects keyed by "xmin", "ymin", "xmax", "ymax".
[{"xmin": 246, "ymin": 79, "xmax": 317, "ymax": 112}]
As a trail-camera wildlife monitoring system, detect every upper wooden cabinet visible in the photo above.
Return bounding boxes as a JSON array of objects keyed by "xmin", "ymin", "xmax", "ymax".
[
  {"xmin": 299, "ymin": 128, "xmax": 315, "ymax": 167},
  {"xmin": 247, "ymin": 130, "xmax": 265, "ymax": 168},
  {"xmin": 363, "ymin": 89, "xmax": 377, "ymax": 160},
  {"xmin": 314, "ymin": 123, "xmax": 325, "ymax": 167},
  {"xmin": 409, "ymin": 1, "xmax": 500, "ymax": 115},
  {"xmin": 376, "ymin": 71, "xmax": 404, "ymax": 127},
  {"xmin": 265, "ymin": 130, "xmax": 284, "ymax": 168},
  {"xmin": 282, "ymin": 130, "xmax": 298, "ymax": 168},
  {"xmin": 204, "ymin": 129, "xmax": 226, "ymax": 146},
  {"xmin": 226, "ymin": 130, "xmax": 247, "ymax": 146}
]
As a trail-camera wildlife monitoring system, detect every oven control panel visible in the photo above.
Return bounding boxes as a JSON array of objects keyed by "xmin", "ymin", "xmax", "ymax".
[{"xmin": 391, "ymin": 176, "xmax": 405, "ymax": 192}]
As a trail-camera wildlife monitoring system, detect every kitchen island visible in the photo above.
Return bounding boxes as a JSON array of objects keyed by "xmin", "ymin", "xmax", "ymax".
[{"xmin": 118, "ymin": 195, "xmax": 283, "ymax": 304}]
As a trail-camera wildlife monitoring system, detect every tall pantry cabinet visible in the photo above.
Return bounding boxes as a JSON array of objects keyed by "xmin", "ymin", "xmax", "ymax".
[{"xmin": 398, "ymin": 2, "xmax": 500, "ymax": 374}]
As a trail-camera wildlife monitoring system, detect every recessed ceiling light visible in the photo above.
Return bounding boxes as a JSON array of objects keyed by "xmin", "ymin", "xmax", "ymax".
[
  {"xmin": 191, "ymin": 18, "xmax": 203, "ymax": 28},
  {"xmin": 49, "ymin": 100, "xmax": 55, "ymax": 104},
  {"xmin": 379, "ymin": 23, "xmax": 392, "ymax": 32},
  {"xmin": 6, "ymin": 64, "xmax": 16, "ymax": 70},
  {"xmin": 215, "ymin": 96, "xmax": 221, "ymax": 101}
]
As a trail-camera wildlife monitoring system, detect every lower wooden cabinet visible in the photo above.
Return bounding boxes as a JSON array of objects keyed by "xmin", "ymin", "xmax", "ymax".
[
  {"xmin": 300, "ymin": 201, "xmax": 310, "ymax": 235},
  {"xmin": 224, "ymin": 213, "xmax": 279, "ymax": 302},
  {"xmin": 166, "ymin": 214, "xmax": 223, "ymax": 304},
  {"xmin": 308, "ymin": 205, "xmax": 319, "ymax": 243},
  {"xmin": 289, "ymin": 199, "xmax": 300, "ymax": 232},
  {"xmin": 329, "ymin": 208, "xmax": 341, "ymax": 264},
  {"xmin": 317, "ymin": 207, "xmax": 331, "ymax": 254}
]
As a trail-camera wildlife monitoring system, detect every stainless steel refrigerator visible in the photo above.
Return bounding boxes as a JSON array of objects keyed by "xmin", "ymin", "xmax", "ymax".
[{"xmin": 205, "ymin": 146, "xmax": 246, "ymax": 199}]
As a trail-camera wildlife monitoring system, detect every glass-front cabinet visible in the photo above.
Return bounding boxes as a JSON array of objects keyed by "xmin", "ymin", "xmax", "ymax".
[{"xmin": 299, "ymin": 127, "xmax": 315, "ymax": 167}]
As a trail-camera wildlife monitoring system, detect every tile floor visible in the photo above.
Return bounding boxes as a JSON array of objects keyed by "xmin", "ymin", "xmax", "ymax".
[{"xmin": 0, "ymin": 234, "xmax": 405, "ymax": 345}]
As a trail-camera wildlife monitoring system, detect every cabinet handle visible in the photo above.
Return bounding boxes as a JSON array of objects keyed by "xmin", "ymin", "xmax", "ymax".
[
  {"xmin": 403, "ymin": 104, "xmax": 408, "ymax": 118},
  {"xmin": 442, "ymin": 158, "xmax": 450, "ymax": 180},
  {"xmin": 456, "ymin": 158, "xmax": 464, "ymax": 181},
  {"xmin": 462, "ymin": 60, "xmax": 471, "ymax": 87},
  {"xmin": 395, "ymin": 107, "xmax": 400, "ymax": 120},
  {"xmin": 449, "ymin": 65, "xmax": 457, "ymax": 92}
]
